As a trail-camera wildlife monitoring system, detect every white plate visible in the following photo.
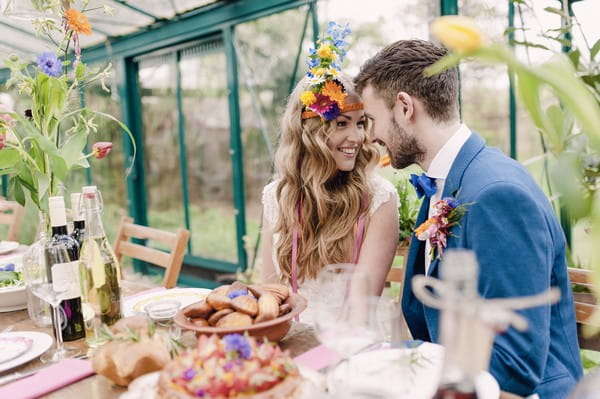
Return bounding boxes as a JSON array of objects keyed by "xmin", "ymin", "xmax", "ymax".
[
  {"xmin": 0, "ymin": 332, "xmax": 53, "ymax": 373},
  {"xmin": 329, "ymin": 343, "xmax": 500, "ymax": 399},
  {"xmin": 0, "ymin": 241, "xmax": 19, "ymax": 255},
  {"xmin": 0, "ymin": 336, "xmax": 33, "ymax": 363},
  {"xmin": 122, "ymin": 288, "xmax": 212, "ymax": 318}
]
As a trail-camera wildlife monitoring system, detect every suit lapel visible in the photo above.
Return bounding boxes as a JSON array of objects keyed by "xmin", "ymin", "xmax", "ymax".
[{"xmin": 427, "ymin": 132, "xmax": 486, "ymax": 278}]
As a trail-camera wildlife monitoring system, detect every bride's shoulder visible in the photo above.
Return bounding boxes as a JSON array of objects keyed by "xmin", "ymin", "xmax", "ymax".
[
  {"xmin": 262, "ymin": 179, "xmax": 280, "ymax": 201},
  {"xmin": 367, "ymin": 173, "xmax": 399, "ymax": 215}
]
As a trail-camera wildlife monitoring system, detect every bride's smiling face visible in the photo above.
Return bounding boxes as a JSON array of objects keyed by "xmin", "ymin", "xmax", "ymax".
[{"xmin": 326, "ymin": 95, "xmax": 367, "ymax": 172}]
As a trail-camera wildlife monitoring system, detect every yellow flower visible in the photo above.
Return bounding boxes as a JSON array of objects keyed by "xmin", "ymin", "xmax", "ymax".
[
  {"xmin": 321, "ymin": 80, "xmax": 346, "ymax": 108},
  {"xmin": 311, "ymin": 67, "xmax": 326, "ymax": 76},
  {"xmin": 430, "ymin": 16, "xmax": 484, "ymax": 53},
  {"xmin": 317, "ymin": 44, "xmax": 334, "ymax": 59},
  {"xmin": 327, "ymin": 67, "xmax": 339, "ymax": 77},
  {"xmin": 300, "ymin": 91, "xmax": 316, "ymax": 106}
]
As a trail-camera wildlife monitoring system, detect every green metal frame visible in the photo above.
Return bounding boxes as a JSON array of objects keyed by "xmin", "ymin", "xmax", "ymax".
[
  {"xmin": 224, "ymin": 25, "xmax": 248, "ymax": 272},
  {"xmin": 440, "ymin": 0, "xmax": 460, "ymax": 113},
  {"xmin": 508, "ymin": 0, "xmax": 517, "ymax": 160}
]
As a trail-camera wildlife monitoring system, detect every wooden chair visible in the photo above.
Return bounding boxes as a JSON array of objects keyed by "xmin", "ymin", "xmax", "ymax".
[
  {"xmin": 113, "ymin": 216, "xmax": 190, "ymax": 289},
  {"xmin": 0, "ymin": 200, "xmax": 25, "ymax": 241},
  {"xmin": 386, "ymin": 245, "xmax": 409, "ymax": 294},
  {"xmin": 569, "ymin": 267, "xmax": 600, "ymax": 350}
]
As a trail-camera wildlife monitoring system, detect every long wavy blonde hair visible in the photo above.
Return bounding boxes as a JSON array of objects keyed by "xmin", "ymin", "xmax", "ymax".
[{"xmin": 273, "ymin": 75, "xmax": 379, "ymax": 283}]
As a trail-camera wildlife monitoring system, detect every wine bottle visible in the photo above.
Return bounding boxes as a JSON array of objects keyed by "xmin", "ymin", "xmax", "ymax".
[
  {"xmin": 45, "ymin": 196, "xmax": 85, "ymax": 341},
  {"xmin": 70, "ymin": 192, "xmax": 85, "ymax": 249},
  {"xmin": 79, "ymin": 186, "xmax": 122, "ymax": 342},
  {"xmin": 432, "ymin": 249, "xmax": 480, "ymax": 399}
]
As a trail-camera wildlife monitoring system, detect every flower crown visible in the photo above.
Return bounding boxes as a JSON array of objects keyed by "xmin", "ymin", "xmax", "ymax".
[{"xmin": 300, "ymin": 22, "xmax": 363, "ymax": 121}]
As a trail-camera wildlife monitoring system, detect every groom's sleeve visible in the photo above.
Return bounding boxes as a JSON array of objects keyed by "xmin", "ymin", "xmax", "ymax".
[{"xmin": 465, "ymin": 182, "xmax": 553, "ymax": 396}]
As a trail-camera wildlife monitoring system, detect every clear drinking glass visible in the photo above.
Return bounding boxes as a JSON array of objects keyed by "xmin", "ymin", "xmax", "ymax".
[{"xmin": 22, "ymin": 235, "xmax": 51, "ymax": 327}]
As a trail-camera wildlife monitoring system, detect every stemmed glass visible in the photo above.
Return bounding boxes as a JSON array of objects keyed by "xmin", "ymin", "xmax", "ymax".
[
  {"xmin": 313, "ymin": 264, "xmax": 380, "ymax": 397},
  {"xmin": 31, "ymin": 245, "xmax": 81, "ymax": 363}
]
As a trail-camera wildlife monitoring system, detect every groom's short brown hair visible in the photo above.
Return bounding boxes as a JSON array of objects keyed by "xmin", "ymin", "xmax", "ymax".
[{"xmin": 355, "ymin": 39, "xmax": 459, "ymax": 123}]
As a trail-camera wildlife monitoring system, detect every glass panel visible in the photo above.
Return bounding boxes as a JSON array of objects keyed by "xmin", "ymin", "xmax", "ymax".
[
  {"xmin": 180, "ymin": 40, "xmax": 237, "ymax": 263},
  {"xmin": 81, "ymin": 63, "xmax": 127, "ymax": 244},
  {"xmin": 457, "ymin": 0, "xmax": 510, "ymax": 153},
  {"xmin": 235, "ymin": 8, "xmax": 312, "ymax": 267},
  {"xmin": 138, "ymin": 54, "xmax": 186, "ymax": 247}
]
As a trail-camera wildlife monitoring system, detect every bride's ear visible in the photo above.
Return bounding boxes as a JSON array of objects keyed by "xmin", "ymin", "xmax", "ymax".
[{"xmin": 394, "ymin": 92, "xmax": 414, "ymax": 122}]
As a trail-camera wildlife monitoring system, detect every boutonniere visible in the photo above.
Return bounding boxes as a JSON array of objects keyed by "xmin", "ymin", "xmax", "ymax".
[{"xmin": 414, "ymin": 196, "xmax": 471, "ymax": 260}]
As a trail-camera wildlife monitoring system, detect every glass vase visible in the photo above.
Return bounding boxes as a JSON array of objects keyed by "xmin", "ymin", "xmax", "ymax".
[{"xmin": 22, "ymin": 233, "xmax": 51, "ymax": 327}]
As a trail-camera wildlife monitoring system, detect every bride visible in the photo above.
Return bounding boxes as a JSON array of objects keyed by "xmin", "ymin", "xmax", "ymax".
[{"xmin": 260, "ymin": 23, "xmax": 398, "ymax": 321}]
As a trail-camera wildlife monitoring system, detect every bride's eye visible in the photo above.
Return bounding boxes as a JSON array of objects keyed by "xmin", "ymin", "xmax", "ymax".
[
  {"xmin": 336, "ymin": 121, "xmax": 347, "ymax": 127},
  {"xmin": 357, "ymin": 120, "xmax": 366, "ymax": 129}
]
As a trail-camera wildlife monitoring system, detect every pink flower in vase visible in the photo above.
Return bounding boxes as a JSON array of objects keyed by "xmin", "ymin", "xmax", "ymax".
[{"xmin": 92, "ymin": 142, "xmax": 112, "ymax": 159}]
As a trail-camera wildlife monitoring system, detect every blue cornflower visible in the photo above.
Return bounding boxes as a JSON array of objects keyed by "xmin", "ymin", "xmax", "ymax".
[
  {"xmin": 444, "ymin": 197, "xmax": 459, "ymax": 209},
  {"xmin": 37, "ymin": 52, "xmax": 62, "ymax": 77},
  {"xmin": 322, "ymin": 103, "xmax": 341, "ymax": 121},
  {"xmin": 227, "ymin": 289, "xmax": 248, "ymax": 299},
  {"xmin": 223, "ymin": 334, "xmax": 252, "ymax": 359}
]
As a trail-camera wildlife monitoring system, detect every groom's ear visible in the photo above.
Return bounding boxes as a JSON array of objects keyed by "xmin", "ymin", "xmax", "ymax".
[{"xmin": 394, "ymin": 92, "xmax": 414, "ymax": 122}]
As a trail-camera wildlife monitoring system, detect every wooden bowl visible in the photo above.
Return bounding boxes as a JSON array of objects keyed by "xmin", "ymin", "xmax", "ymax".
[{"xmin": 174, "ymin": 293, "xmax": 307, "ymax": 342}]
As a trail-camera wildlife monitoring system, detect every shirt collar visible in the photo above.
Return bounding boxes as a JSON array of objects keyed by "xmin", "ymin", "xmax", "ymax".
[{"xmin": 427, "ymin": 123, "xmax": 471, "ymax": 180}]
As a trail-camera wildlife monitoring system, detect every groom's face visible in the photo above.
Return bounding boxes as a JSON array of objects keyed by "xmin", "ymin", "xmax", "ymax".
[{"xmin": 361, "ymin": 85, "xmax": 424, "ymax": 169}]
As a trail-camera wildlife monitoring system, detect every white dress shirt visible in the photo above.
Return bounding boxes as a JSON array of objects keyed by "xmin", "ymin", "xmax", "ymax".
[{"xmin": 424, "ymin": 124, "xmax": 471, "ymax": 274}]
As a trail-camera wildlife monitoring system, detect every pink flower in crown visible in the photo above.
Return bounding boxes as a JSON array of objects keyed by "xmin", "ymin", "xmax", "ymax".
[{"xmin": 308, "ymin": 93, "xmax": 335, "ymax": 115}]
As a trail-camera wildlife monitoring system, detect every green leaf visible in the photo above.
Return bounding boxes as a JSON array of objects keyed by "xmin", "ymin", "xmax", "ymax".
[
  {"xmin": 75, "ymin": 62, "xmax": 86, "ymax": 81},
  {"xmin": 567, "ymin": 49, "xmax": 580, "ymax": 68},
  {"xmin": 49, "ymin": 154, "xmax": 68, "ymax": 182},
  {"xmin": 543, "ymin": 6, "xmax": 570, "ymax": 19},
  {"xmin": 73, "ymin": 157, "xmax": 90, "ymax": 169},
  {"xmin": 512, "ymin": 40, "xmax": 549, "ymax": 51},
  {"xmin": 591, "ymin": 38, "xmax": 600, "ymax": 60},
  {"xmin": 34, "ymin": 170, "xmax": 49, "ymax": 203},
  {"xmin": 8, "ymin": 177, "xmax": 25, "ymax": 207},
  {"xmin": 0, "ymin": 149, "xmax": 21, "ymax": 169},
  {"xmin": 59, "ymin": 129, "xmax": 88, "ymax": 168},
  {"xmin": 545, "ymin": 104, "xmax": 568, "ymax": 148}
]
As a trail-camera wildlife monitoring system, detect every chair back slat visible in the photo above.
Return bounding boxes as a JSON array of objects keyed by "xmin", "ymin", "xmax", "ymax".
[
  {"xmin": 113, "ymin": 216, "xmax": 190, "ymax": 289},
  {"xmin": 119, "ymin": 241, "xmax": 171, "ymax": 268},
  {"xmin": 568, "ymin": 267, "xmax": 600, "ymax": 350}
]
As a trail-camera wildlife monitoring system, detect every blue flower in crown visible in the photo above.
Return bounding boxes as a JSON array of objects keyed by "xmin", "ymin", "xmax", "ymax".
[{"xmin": 300, "ymin": 22, "xmax": 352, "ymax": 121}]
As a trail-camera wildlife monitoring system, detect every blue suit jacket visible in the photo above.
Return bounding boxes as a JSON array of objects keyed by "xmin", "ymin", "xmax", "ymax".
[{"xmin": 402, "ymin": 133, "xmax": 583, "ymax": 397}]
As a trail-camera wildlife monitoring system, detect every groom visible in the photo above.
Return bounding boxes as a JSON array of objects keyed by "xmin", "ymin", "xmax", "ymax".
[{"xmin": 355, "ymin": 40, "xmax": 582, "ymax": 398}]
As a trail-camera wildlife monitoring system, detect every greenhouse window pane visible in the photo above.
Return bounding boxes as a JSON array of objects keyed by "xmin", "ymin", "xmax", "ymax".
[
  {"xmin": 180, "ymin": 40, "xmax": 238, "ymax": 263},
  {"xmin": 138, "ymin": 55, "xmax": 186, "ymax": 248}
]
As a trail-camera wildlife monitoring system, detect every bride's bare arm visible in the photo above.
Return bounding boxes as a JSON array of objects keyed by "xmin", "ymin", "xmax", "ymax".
[
  {"xmin": 260, "ymin": 214, "xmax": 279, "ymax": 284},
  {"xmin": 356, "ymin": 194, "xmax": 399, "ymax": 295}
]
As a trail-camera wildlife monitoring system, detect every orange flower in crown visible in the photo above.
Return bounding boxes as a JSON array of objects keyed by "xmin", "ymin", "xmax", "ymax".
[{"xmin": 300, "ymin": 22, "xmax": 357, "ymax": 122}]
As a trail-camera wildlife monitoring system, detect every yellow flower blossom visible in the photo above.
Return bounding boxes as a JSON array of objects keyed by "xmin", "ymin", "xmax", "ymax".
[
  {"xmin": 379, "ymin": 154, "xmax": 391, "ymax": 167},
  {"xmin": 430, "ymin": 16, "xmax": 485, "ymax": 53},
  {"xmin": 311, "ymin": 67, "xmax": 327, "ymax": 76},
  {"xmin": 300, "ymin": 91, "xmax": 316, "ymax": 106},
  {"xmin": 317, "ymin": 44, "xmax": 334, "ymax": 59}
]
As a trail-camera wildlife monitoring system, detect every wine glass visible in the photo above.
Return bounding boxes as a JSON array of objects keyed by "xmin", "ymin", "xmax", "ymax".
[
  {"xmin": 31, "ymin": 281, "xmax": 80, "ymax": 362},
  {"xmin": 313, "ymin": 264, "xmax": 380, "ymax": 397}
]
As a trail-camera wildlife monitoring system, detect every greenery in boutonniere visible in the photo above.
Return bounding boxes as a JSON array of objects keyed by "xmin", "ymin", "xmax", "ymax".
[{"xmin": 0, "ymin": 0, "xmax": 134, "ymax": 223}]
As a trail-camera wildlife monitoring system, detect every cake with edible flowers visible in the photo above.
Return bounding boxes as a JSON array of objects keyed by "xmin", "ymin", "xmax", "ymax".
[{"xmin": 156, "ymin": 333, "xmax": 302, "ymax": 398}]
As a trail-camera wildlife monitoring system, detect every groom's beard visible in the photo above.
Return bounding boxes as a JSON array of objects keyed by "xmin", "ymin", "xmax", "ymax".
[{"xmin": 388, "ymin": 118, "xmax": 424, "ymax": 169}]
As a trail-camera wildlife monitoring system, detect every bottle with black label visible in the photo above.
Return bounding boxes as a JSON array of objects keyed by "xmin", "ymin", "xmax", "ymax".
[
  {"xmin": 45, "ymin": 196, "xmax": 85, "ymax": 341},
  {"xmin": 70, "ymin": 192, "xmax": 85, "ymax": 249}
]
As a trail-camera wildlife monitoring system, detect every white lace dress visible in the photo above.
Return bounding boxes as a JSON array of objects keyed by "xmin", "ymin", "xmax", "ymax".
[{"xmin": 261, "ymin": 173, "xmax": 399, "ymax": 323}]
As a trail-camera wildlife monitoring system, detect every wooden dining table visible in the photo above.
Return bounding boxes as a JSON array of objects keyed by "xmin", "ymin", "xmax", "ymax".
[{"xmin": 0, "ymin": 279, "xmax": 321, "ymax": 399}]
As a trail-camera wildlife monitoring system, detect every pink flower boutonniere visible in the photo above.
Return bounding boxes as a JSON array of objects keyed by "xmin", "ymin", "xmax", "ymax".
[{"xmin": 414, "ymin": 197, "xmax": 471, "ymax": 260}]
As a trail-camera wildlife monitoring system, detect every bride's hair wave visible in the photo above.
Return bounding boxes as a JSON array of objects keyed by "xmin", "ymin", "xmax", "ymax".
[{"xmin": 273, "ymin": 75, "xmax": 379, "ymax": 283}]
